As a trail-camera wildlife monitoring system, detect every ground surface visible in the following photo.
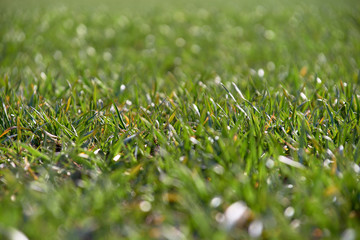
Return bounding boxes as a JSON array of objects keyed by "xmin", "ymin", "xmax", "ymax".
[{"xmin": 0, "ymin": 0, "xmax": 360, "ymax": 239}]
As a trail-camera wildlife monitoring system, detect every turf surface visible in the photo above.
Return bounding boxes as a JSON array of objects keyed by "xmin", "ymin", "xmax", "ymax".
[{"xmin": 0, "ymin": 0, "xmax": 360, "ymax": 239}]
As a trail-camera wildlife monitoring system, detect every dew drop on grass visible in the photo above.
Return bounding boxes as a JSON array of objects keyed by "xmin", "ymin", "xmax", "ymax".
[
  {"xmin": 117, "ymin": 15, "xmax": 129, "ymax": 27},
  {"xmin": 353, "ymin": 163, "xmax": 360, "ymax": 174},
  {"xmin": 210, "ymin": 196, "xmax": 223, "ymax": 208},
  {"xmin": 76, "ymin": 24, "xmax": 87, "ymax": 37},
  {"xmin": 4, "ymin": 30, "xmax": 26, "ymax": 42},
  {"xmin": 97, "ymin": 99, "xmax": 104, "ymax": 108},
  {"xmin": 159, "ymin": 24, "xmax": 171, "ymax": 36},
  {"xmin": 265, "ymin": 159, "xmax": 274, "ymax": 169},
  {"xmin": 213, "ymin": 164, "xmax": 224, "ymax": 175},
  {"xmin": 40, "ymin": 72, "xmax": 47, "ymax": 80},
  {"xmin": 192, "ymin": 104, "xmax": 200, "ymax": 117},
  {"xmin": 110, "ymin": 105, "xmax": 116, "ymax": 113},
  {"xmin": 78, "ymin": 153, "xmax": 89, "ymax": 159},
  {"xmin": 53, "ymin": 50, "xmax": 63, "ymax": 60},
  {"xmin": 189, "ymin": 136, "xmax": 200, "ymax": 145},
  {"xmin": 248, "ymin": 220, "xmax": 263, "ymax": 238},
  {"xmin": 264, "ymin": 30, "xmax": 275, "ymax": 40},
  {"xmin": 339, "ymin": 145, "xmax": 344, "ymax": 156},
  {"xmin": 300, "ymin": 92, "xmax": 307, "ymax": 100},
  {"xmin": 35, "ymin": 53, "xmax": 43, "ymax": 63},
  {"xmin": 291, "ymin": 219, "xmax": 301, "ymax": 229},
  {"xmin": 284, "ymin": 206, "xmax": 295, "ymax": 218},
  {"xmin": 103, "ymin": 52, "xmax": 112, "ymax": 61},
  {"xmin": 224, "ymin": 201, "xmax": 250, "ymax": 230},
  {"xmin": 317, "ymin": 53, "xmax": 327, "ymax": 64},
  {"xmin": 113, "ymin": 154, "xmax": 121, "ymax": 162},
  {"xmin": 175, "ymin": 37, "xmax": 186, "ymax": 47},
  {"xmin": 120, "ymin": 84, "xmax": 126, "ymax": 91},
  {"xmin": 250, "ymin": 68, "xmax": 257, "ymax": 76},
  {"xmin": 214, "ymin": 75, "xmax": 221, "ymax": 85},
  {"xmin": 326, "ymin": 149, "xmax": 335, "ymax": 158},
  {"xmin": 139, "ymin": 200, "xmax": 152, "ymax": 212},
  {"xmin": 162, "ymin": 226, "xmax": 186, "ymax": 240},
  {"xmin": 323, "ymin": 136, "xmax": 333, "ymax": 142},
  {"xmin": 267, "ymin": 61, "xmax": 275, "ymax": 71},
  {"xmin": 191, "ymin": 44, "xmax": 201, "ymax": 54},
  {"xmin": 258, "ymin": 69, "xmax": 265, "ymax": 77},
  {"xmin": 266, "ymin": 178, "xmax": 272, "ymax": 185},
  {"xmin": 198, "ymin": 81, "xmax": 207, "ymax": 88},
  {"xmin": 86, "ymin": 46, "xmax": 96, "ymax": 56}
]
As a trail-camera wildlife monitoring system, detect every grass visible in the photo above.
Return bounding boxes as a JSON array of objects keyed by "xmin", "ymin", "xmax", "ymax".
[{"xmin": 0, "ymin": 0, "xmax": 360, "ymax": 239}]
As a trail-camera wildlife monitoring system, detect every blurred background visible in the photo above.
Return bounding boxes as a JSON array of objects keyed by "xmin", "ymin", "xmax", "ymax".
[{"xmin": 1, "ymin": 0, "xmax": 359, "ymax": 98}]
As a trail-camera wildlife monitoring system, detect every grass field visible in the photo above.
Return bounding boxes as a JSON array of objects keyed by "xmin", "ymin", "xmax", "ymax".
[{"xmin": 1, "ymin": 0, "xmax": 360, "ymax": 239}]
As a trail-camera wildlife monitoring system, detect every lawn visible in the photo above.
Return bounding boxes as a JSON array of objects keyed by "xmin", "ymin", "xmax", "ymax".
[{"xmin": 0, "ymin": 0, "xmax": 359, "ymax": 239}]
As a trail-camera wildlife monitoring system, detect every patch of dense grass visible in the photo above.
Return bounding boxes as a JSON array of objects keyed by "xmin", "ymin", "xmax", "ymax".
[{"xmin": 0, "ymin": 0, "xmax": 359, "ymax": 239}]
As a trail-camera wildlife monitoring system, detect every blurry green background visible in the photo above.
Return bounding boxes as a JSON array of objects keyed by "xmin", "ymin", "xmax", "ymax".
[{"xmin": 1, "ymin": 0, "xmax": 359, "ymax": 101}]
